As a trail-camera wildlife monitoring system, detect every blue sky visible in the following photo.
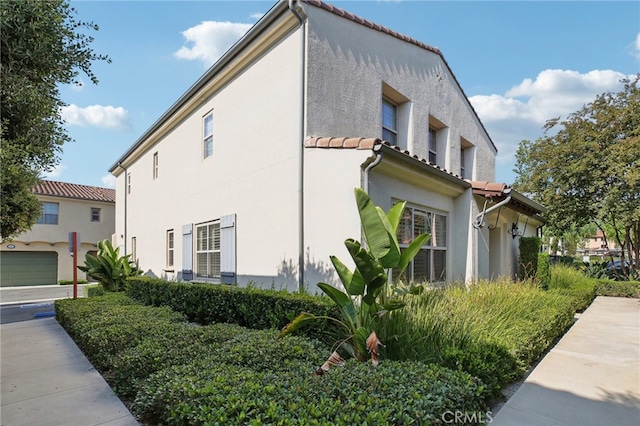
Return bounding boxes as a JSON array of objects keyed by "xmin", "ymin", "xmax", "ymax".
[{"xmin": 52, "ymin": 0, "xmax": 640, "ymax": 188}]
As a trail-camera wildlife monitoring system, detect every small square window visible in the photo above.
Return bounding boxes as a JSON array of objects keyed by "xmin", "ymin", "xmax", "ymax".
[{"xmin": 91, "ymin": 208, "xmax": 101, "ymax": 222}]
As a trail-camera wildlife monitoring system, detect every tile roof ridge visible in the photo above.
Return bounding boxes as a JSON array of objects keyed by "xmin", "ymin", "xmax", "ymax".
[{"xmin": 32, "ymin": 179, "xmax": 116, "ymax": 203}]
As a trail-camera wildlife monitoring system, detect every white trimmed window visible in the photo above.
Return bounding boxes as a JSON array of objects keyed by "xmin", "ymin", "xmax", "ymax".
[
  {"xmin": 196, "ymin": 221, "xmax": 220, "ymax": 279},
  {"xmin": 91, "ymin": 207, "xmax": 101, "ymax": 222},
  {"xmin": 127, "ymin": 173, "xmax": 132, "ymax": 194},
  {"xmin": 203, "ymin": 112, "xmax": 213, "ymax": 158},
  {"xmin": 396, "ymin": 204, "xmax": 447, "ymax": 283},
  {"xmin": 428, "ymin": 127, "xmax": 437, "ymax": 164},
  {"xmin": 153, "ymin": 152, "xmax": 159, "ymax": 179},
  {"xmin": 166, "ymin": 230, "xmax": 174, "ymax": 268},
  {"xmin": 36, "ymin": 202, "xmax": 59, "ymax": 225},
  {"xmin": 131, "ymin": 237, "xmax": 137, "ymax": 262},
  {"xmin": 382, "ymin": 98, "xmax": 398, "ymax": 144}
]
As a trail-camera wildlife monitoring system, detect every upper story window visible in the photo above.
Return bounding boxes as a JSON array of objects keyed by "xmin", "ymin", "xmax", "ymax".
[
  {"xmin": 196, "ymin": 220, "xmax": 220, "ymax": 279},
  {"xmin": 35, "ymin": 202, "xmax": 59, "ymax": 225},
  {"xmin": 203, "ymin": 112, "xmax": 213, "ymax": 158},
  {"xmin": 91, "ymin": 208, "xmax": 101, "ymax": 222},
  {"xmin": 382, "ymin": 98, "xmax": 398, "ymax": 145},
  {"xmin": 131, "ymin": 237, "xmax": 137, "ymax": 262},
  {"xmin": 460, "ymin": 138, "xmax": 474, "ymax": 179},
  {"xmin": 428, "ymin": 127, "xmax": 437, "ymax": 164},
  {"xmin": 153, "ymin": 152, "xmax": 159, "ymax": 179},
  {"xmin": 127, "ymin": 173, "xmax": 132, "ymax": 194},
  {"xmin": 395, "ymin": 204, "xmax": 447, "ymax": 283}
]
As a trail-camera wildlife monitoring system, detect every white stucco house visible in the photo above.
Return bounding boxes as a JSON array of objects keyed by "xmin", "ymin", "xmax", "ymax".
[
  {"xmin": 108, "ymin": 0, "xmax": 545, "ymax": 292},
  {"xmin": 0, "ymin": 180, "xmax": 115, "ymax": 286}
]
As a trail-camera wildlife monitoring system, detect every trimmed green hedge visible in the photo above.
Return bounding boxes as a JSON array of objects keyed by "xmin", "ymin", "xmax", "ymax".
[
  {"xmin": 133, "ymin": 359, "xmax": 486, "ymax": 426},
  {"xmin": 125, "ymin": 277, "xmax": 340, "ymax": 341},
  {"xmin": 537, "ymin": 252, "xmax": 551, "ymax": 289},
  {"xmin": 595, "ymin": 280, "xmax": 640, "ymax": 298},
  {"xmin": 84, "ymin": 283, "xmax": 106, "ymax": 297}
]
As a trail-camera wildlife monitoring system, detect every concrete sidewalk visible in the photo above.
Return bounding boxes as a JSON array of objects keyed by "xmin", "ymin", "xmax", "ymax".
[
  {"xmin": 492, "ymin": 296, "xmax": 640, "ymax": 426},
  {"xmin": 1, "ymin": 317, "xmax": 138, "ymax": 426}
]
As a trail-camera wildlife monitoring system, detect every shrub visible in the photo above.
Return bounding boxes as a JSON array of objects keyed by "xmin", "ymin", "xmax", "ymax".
[
  {"xmin": 595, "ymin": 280, "xmax": 640, "ymax": 298},
  {"xmin": 518, "ymin": 237, "xmax": 541, "ymax": 280},
  {"xmin": 378, "ymin": 279, "xmax": 576, "ymax": 398},
  {"xmin": 58, "ymin": 279, "xmax": 88, "ymax": 285},
  {"xmin": 84, "ymin": 283, "xmax": 106, "ymax": 297},
  {"xmin": 133, "ymin": 359, "xmax": 485, "ymax": 425},
  {"xmin": 126, "ymin": 277, "xmax": 340, "ymax": 342},
  {"xmin": 548, "ymin": 264, "xmax": 597, "ymax": 312},
  {"xmin": 537, "ymin": 252, "xmax": 551, "ymax": 289},
  {"xmin": 78, "ymin": 239, "xmax": 141, "ymax": 291}
]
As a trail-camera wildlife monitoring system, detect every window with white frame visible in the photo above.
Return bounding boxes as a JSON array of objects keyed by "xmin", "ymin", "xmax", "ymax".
[
  {"xmin": 460, "ymin": 138, "xmax": 474, "ymax": 179},
  {"xmin": 166, "ymin": 229, "xmax": 174, "ymax": 268},
  {"xmin": 203, "ymin": 112, "xmax": 213, "ymax": 158},
  {"xmin": 195, "ymin": 221, "xmax": 220, "ymax": 279},
  {"xmin": 153, "ymin": 152, "xmax": 159, "ymax": 179},
  {"xmin": 127, "ymin": 173, "xmax": 132, "ymax": 194},
  {"xmin": 395, "ymin": 204, "xmax": 447, "ymax": 283},
  {"xmin": 91, "ymin": 207, "xmax": 101, "ymax": 222},
  {"xmin": 35, "ymin": 202, "xmax": 59, "ymax": 225},
  {"xmin": 428, "ymin": 127, "xmax": 437, "ymax": 164},
  {"xmin": 382, "ymin": 98, "xmax": 398, "ymax": 144},
  {"xmin": 131, "ymin": 237, "xmax": 137, "ymax": 262}
]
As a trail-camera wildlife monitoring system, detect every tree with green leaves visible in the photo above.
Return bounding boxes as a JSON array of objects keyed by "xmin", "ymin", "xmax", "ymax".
[
  {"xmin": 1, "ymin": 0, "xmax": 110, "ymax": 240},
  {"xmin": 514, "ymin": 76, "xmax": 640, "ymax": 276}
]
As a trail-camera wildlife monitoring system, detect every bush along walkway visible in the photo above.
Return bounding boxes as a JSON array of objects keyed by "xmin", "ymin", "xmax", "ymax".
[{"xmin": 491, "ymin": 296, "xmax": 640, "ymax": 426}]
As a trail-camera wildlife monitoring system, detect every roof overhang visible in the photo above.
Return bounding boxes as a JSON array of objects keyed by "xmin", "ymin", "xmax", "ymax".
[{"xmin": 470, "ymin": 180, "xmax": 546, "ymax": 223}]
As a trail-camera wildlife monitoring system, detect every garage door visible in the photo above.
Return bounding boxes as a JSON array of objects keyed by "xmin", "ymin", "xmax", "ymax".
[{"xmin": 1, "ymin": 251, "xmax": 58, "ymax": 287}]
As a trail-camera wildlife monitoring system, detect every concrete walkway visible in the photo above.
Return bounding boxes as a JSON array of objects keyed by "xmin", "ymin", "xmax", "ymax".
[
  {"xmin": 1, "ymin": 317, "xmax": 138, "ymax": 426},
  {"xmin": 492, "ymin": 296, "xmax": 640, "ymax": 426}
]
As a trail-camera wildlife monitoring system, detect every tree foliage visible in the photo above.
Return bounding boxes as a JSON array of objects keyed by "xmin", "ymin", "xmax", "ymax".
[
  {"xmin": 0, "ymin": 0, "xmax": 110, "ymax": 240},
  {"xmin": 514, "ymin": 76, "xmax": 640, "ymax": 274}
]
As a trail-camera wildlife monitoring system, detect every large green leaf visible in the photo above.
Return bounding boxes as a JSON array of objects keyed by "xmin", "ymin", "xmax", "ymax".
[
  {"xmin": 345, "ymin": 239, "xmax": 385, "ymax": 284},
  {"xmin": 318, "ymin": 282, "xmax": 358, "ymax": 327},
  {"xmin": 354, "ymin": 188, "xmax": 391, "ymax": 260},
  {"xmin": 397, "ymin": 232, "xmax": 430, "ymax": 277},
  {"xmin": 330, "ymin": 255, "xmax": 364, "ymax": 296},
  {"xmin": 353, "ymin": 326, "xmax": 371, "ymax": 361},
  {"xmin": 376, "ymin": 206, "xmax": 401, "ymax": 269},
  {"xmin": 386, "ymin": 201, "xmax": 406, "ymax": 235}
]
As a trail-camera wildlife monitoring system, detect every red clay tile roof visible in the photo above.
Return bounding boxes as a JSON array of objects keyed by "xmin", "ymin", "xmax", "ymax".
[
  {"xmin": 305, "ymin": 136, "xmax": 465, "ymax": 180},
  {"xmin": 32, "ymin": 180, "xmax": 115, "ymax": 203},
  {"xmin": 469, "ymin": 180, "xmax": 510, "ymax": 197}
]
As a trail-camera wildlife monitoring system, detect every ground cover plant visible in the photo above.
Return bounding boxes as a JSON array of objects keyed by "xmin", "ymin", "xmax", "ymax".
[
  {"xmin": 378, "ymin": 278, "xmax": 577, "ymax": 398},
  {"xmin": 547, "ymin": 264, "xmax": 597, "ymax": 312}
]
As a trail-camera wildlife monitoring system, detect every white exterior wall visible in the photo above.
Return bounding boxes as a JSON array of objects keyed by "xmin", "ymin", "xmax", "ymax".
[
  {"xmin": 113, "ymin": 27, "xmax": 303, "ymax": 286},
  {"xmin": 2, "ymin": 195, "xmax": 115, "ymax": 282},
  {"xmin": 303, "ymin": 5, "xmax": 496, "ymax": 182}
]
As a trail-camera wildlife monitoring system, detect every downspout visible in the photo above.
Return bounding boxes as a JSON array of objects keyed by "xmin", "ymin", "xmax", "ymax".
[
  {"xmin": 289, "ymin": 0, "xmax": 306, "ymax": 292},
  {"xmin": 363, "ymin": 146, "xmax": 383, "ymax": 194},
  {"xmin": 472, "ymin": 195, "xmax": 512, "ymax": 229},
  {"xmin": 118, "ymin": 162, "xmax": 128, "ymax": 255}
]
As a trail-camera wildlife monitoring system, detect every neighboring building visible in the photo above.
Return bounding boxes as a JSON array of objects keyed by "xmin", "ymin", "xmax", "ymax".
[
  {"xmin": 581, "ymin": 229, "xmax": 619, "ymax": 257},
  {"xmin": 0, "ymin": 180, "xmax": 115, "ymax": 286},
  {"xmin": 108, "ymin": 0, "xmax": 545, "ymax": 292}
]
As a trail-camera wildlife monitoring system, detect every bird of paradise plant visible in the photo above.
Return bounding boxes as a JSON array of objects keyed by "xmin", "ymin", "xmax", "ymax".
[{"xmin": 279, "ymin": 188, "xmax": 430, "ymax": 367}]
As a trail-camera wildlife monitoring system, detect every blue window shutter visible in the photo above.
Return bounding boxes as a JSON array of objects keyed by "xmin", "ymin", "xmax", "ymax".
[
  {"xmin": 220, "ymin": 214, "xmax": 236, "ymax": 284},
  {"xmin": 182, "ymin": 224, "xmax": 193, "ymax": 280}
]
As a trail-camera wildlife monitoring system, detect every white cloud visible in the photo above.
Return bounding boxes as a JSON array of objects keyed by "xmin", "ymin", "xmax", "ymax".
[
  {"xmin": 41, "ymin": 164, "xmax": 67, "ymax": 179},
  {"xmin": 250, "ymin": 13, "xmax": 264, "ymax": 21},
  {"xmin": 61, "ymin": 104, "xmax": 130, "ymax": 130},
  {"xmin": 469, "ymin": 69, "xmax": 629, "ymax": 167},
  {"xmin": 633, "ymin": 32, "xmax": 640, "ymax": 59},
  {"xmin": 174, "ymin": 21, "xmax": 252, "ymax": 66},
  {"xmin": 101, "ymin": 174, "xmax": 116, "ymax": 189}
]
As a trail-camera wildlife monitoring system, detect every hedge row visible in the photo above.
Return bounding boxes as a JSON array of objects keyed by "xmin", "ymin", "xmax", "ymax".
[
  {"xmin": 595, "ymin": 280, "xmax": 640, "ymax": 298},
  {"xmin": 56, "ymin": 294, "xmax": 486, "ymax": 425},
  {"xmin": 125, "ymin": 277, "xmax": 340, "ymax": 341}
]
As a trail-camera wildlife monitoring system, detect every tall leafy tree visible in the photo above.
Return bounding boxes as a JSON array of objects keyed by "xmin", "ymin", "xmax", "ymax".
[
  {"xmin": 514, "ymin": 76, "xmax": 640, "ymax": 273},
  {"xmin": 1, "ymin": 0, "xmax": 110, "ymax": 240}
]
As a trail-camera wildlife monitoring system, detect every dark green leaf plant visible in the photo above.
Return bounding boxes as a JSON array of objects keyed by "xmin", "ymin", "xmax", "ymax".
[
  {"xmin": 279, "ymin": 188, "xmax": 429, "ymax": 366},
  {"xmin": 78, "ymin": 239, "xmax": 142, "ymax": 291}
]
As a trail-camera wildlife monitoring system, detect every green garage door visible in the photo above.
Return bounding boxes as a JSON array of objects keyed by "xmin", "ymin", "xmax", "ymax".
[{"xmin": 1, "ymin": 251, "xmax": 58, "ymax": 287}]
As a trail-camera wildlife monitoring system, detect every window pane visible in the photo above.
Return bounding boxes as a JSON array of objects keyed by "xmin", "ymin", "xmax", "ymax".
[
  {"xmin": 382, "ymin": 128, "xmax": 397, "ymax": 145},
  {"xmin": 204, "ymin": 137, "xmax": 213, "ymax": 158},
  {"xmin": 414, "ymin": 209, "xmax": 431, "ymax": 244},
  {"xmin": 433, "ymin": 250, "xmax": 446, "ymax": 281},
  {"xmin": 204, "ymin": 114, "xmax": 213, "ymax": 138},
  {"xmin": 212, "ymin": 223, "xmax": 220, "ymax": 250},
  {"xmin": 413, "ymin": 249, "xmax": 430, "ymax": 283},
  {"xmin": 434, "ymin": 214, "xmax": 447, "ymax": 247},
  {"xmin": 382, "ymin": 100, "xmax": 397, "ymax": 130},
  {"xmin": 197, "ymin": 226, "xmax": 208, "ymax": 251},
  {"xmin": 397, "ymin": 207, "xmax": 413, "ymax": 245},
  {"xmin": 197, "ymin": 253, "xmax": 208, "ymax": 277},
  {"xmin": 210, "ymin": 252, "xmax": 221, "ymax": 277}
]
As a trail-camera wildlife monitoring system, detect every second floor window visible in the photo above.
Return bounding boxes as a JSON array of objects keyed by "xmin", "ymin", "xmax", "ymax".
[
  {"xmin": 36, "ymin": 202, "xmax": 59, "ymax": 225},
  {"xmin": 460, "ymin": 148, "xmax": 466, "ymax": 178},
  {"xmin": 153, "ymin": 152, "xmax": 159, "ymax": 179},
  {"xmin": 382, "ymin": 99, "xmax": 398, "ymax": 145},
  {"xmin": 127, "ymin": 173, "xmax": 132, "ymax": 194},
  {"xmin": 91, "ymin": 208, "xmax": 101, "ymax": 222},
  {"xmin": 203, "ymin": 112, "xmax": 213, "ymax": 158},
  {"xmin": 428, "ymin": 127, "xmax": 437, "ymax": 164}
]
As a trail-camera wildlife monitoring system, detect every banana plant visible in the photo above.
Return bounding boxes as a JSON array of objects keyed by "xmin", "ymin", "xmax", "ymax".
[
  {"xmin": 78, "ymin": 239, "xmax": 142, "ymax": 291},
  {"xmin": 279, "ymin": 188, "xmax": 430, "ymax": 365}
]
